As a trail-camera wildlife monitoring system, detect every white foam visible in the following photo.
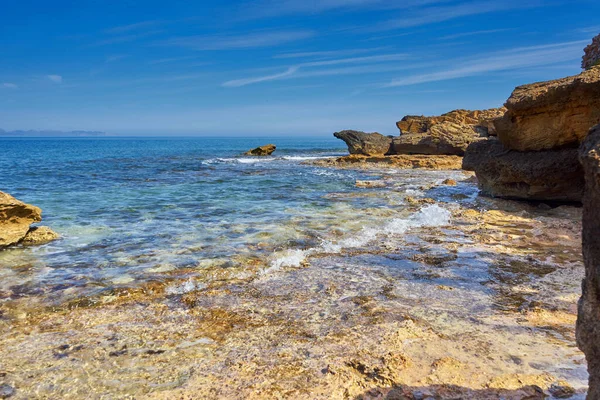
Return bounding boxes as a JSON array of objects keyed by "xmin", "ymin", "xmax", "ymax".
[
  {"xmin": 166, "ymin": 279, "xmax": 207, "ymax": 295},
  {"xmin": 281, "ymin": 156, "xmax": 336, "ymax": 161}
]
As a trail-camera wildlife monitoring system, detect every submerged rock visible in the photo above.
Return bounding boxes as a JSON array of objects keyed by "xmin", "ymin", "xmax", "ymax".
[
  {"xmin": 393, "ymin": 108, "xmax": 506, "ymax": 156},
  {"xmin": 244, "ymin": 144, "xmax": 276, "ymax": 156},
  {"xmin": 577, "ymin": 124, "xmax": 600, "ymax": 398},
  {"xmin": 333, "ymin": 130, "xmax": 393, "ymax": 156},
  {"xmin": 463, "ymin": 139, "xmax": 583, "ymax": 202},
  {"xmin": 0, "ymin": 191, "xmax": 58, "ymax": 249},
  {"xmin": 21, "ymin": 226, "xmax": 60, "ymax": 246},
  {"xmin": 495, "ymin": 66, "xmax": 600, "ymax": 151},
  {"xmin": 583, "ymin": 33, "xmax": 600, "ymax": 70}
]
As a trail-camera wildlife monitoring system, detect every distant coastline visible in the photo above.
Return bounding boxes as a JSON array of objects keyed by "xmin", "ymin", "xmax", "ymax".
[{"xmin": 0, "ymin": 129, "xmax": 107, "ymax": 137}]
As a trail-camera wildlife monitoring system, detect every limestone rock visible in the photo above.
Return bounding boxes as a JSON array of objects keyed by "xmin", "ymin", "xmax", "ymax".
[
  {"xmin": 577, "ymin": 124, "xmax": 600, "ymax": 398},
  {"xmin": 333, "ymin": 130, "xmax": 392, "ymax": 156},
  {"xmin": 583, "ymin": 33, "xmax": 600, "ymax": 70},
  {"xmin": 393, "ymin": 108, "xmax": 506, "ymax": 156},
  {"xmin": 0, "ymin": 191, "xmax": 42, "ymax": 248},
  {"xmin": 462, "ymin": 139, "xmax": 583, "ymax": 202},
  {"xmin": 306, "ymin": 154, "xmax": 464, "ymax": 170},
  {"xmin": 495, "ymin": 67, "xmax": 600, "ymax": 151},
  {"xmin": 244, "ymin": 144, "xmax": 276, "ymax": 156},
  {"xmin": 21, "ymin": 226, "xmax": 60, "ymax": 246}
]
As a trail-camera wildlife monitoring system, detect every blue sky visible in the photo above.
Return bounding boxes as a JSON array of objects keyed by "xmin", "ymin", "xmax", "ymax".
[{"xmin": 1, "ymin": 0, "xmax": 598, "ymax": 135}]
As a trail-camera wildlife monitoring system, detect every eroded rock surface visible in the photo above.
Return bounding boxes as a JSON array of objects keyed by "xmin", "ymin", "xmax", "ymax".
[
  {"xmin": 21, "ymin": 226, "xmax": 60, "ymax": 246},
  {"xmin": 0, "ymin": 191, "xmax": 42, "ymax": 248},
  {"xmin": 495, "ymin": 67, "xmax": 600, "ymax": 151},
  {"xmin": 577, "ymin": 124, "xmax": 600, "ymax": 398},
  {"xmin": 244, "ymin": 144, "xmax": 276, "ymax": 156},
  {"xmin": 306, "ymin": 154, "xmax": 464, "ymax": 170},
  {"xmin": 393, "ymin": 108, "xmax": 506, "ymax": 156},
  {"xmin": 463, "ymin": 139, "xmax": 584, "ymax": 202},
  {"xmin": 583, "ymin": 33, "xmax": 600, "ymax": 70},
  {"xmin": 333, "ymin": 130, "xmax": 393, "ymax": 156}
]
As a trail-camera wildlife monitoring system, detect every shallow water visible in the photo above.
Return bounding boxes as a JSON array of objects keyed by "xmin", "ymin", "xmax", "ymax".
[{"xmin": 0, "ymin": 137, "xmax": 587, "ymax": 398}]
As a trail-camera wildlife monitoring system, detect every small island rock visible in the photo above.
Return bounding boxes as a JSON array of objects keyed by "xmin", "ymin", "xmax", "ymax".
[{"xmin": 244, "ymin": 144, "xmax": 276, "ymax": 156}]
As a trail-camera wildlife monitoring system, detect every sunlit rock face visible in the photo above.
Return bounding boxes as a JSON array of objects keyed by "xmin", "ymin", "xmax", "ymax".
[
  {"xmin": 392, "ymin": 108, "xmax": 506, "ymax": 156},
  {"xmin": 0, "ymin": 191, "xmax": 57, "ymax": 249},
  {"xmin": 577, "ymin": 124, "xmax": 600, "ymax": 399},
  {"xmin": 583, "ymin": 33, "xmax": 600, "ymax": 70},
  {"xmin": 494, "ymin": 67, "xmax": 600, "ymax": 152}
]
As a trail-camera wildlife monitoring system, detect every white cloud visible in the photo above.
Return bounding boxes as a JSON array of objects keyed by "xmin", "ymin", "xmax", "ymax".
[
  {"xmin": 47, "ymin": 75, "xmax": 63, "ymax": 83},
  {"xmin": 274, "ymin": 46, "xmax": 390, "ymax": 59},
  {"xmin": 158, "ymin": 30, "xmax": 315, "ymax": 51},
  {"xmin": 222, "ymin": 53, "xmax": 409, "ymax": 87},
  {"xmin": 439, "ymin": 28, "xmax": 514, "ymax": 41},
  {"xmin": 104, "ymin": 20, "xmax": 162, "ymax": 34},
  {"xmin": 2, "ymin": 83, "xmax": 18, "ymax": 89},
  {"xmin": 386, "ymin": 40, "xmax": 587, "ymax": 87}
]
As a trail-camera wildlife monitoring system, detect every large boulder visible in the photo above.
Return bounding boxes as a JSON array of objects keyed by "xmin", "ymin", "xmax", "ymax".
[
  {"xmin": 244, "ymin": 144, "xmax": 276, "ymax": 156},
  {"xmin": 577, "ymin": 124, "xmax": 600, "ymax": 398},
  {"xmin": 583, "ymin": 33, "xmax": 600, "ymax": 70},
  {"xmin": 333, "ymin": 130, "xmax": 393, "ymax": 156},
  {"xmin": 392, "ymin": 108, "xmax": 506, "ymax": 156},
  {"xmin": 462, "ymin": 139, "xmax": 583, "ymax": 202},
  {"xmin": 495, "ymin": 67, "xmax": 600, "ymax": 151},
  {"xmin": 0, "ymin": 191, "xmax": 58, "ymax": 248}
]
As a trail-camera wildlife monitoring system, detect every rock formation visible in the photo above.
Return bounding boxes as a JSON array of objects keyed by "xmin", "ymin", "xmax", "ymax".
[
  {"xmin": 577, "ymin": 124, "xmax": 600, "ymax": 398},
  {"xmin": 583, "ymin": 33, "xmax": 600, "ymax": 70},
  {"xmin": 392, "ymin": 108, "xmax": 506, "ymax": 156},
  {"xmin": 0, "ymin": 191, "xmax": 58, "ymax": 249},
  {"xmin": 495, "ymin": 66, "xmax": 600, "ymax": 151},
  {"xmin": 463, "ymin": 139, "xmax": 584, "ymax": 202},
  {"xmin": 333, "ymin": 130, "xmax": 393, "ymax": 156},
  {"xmin": 244, "ymin": 144, "xmax": 276, "ymax": 156}
]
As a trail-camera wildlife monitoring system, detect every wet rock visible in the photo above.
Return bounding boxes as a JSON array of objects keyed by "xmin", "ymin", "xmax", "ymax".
[
  {"xmin": 577, "ymin": 124, "xmax": 600, "ymax": 398},
  {"xmin": 244, "ymin": 144, "xmax": 276, "ymax": 156},
  {"xmin": 393, "ymin": 108, "xmax": 506, "ymax": 156},
  {"xmin": 0, "ymin": 384, "xmax": 14, "ymax": 399},
  {"xmin": 463, "ymin": 139, "xmax": 583, "ymax": 202},
  {"xmin": 306, "ymin": 154, "xmax": 463, "ymax": 170},
  {"xmin": 355, "ymin": 180, "xmax": 386, "ymax": 188},
  {"xmin": 548, "ymin": 381, "xmax": 576, "ymax": 398},
  {"xmin": 333, "ymin": 130, "xmax": 393, "ymax": 156},
  {"xmin": 442, "ymin": 179, "xmax": 457, "ymax": 186},
  {"xmin": 495, "ymin": 66, "xmax": 600, "ymax": 151},
  {"xmin": 583, "ymin": 33, "xmax": 600, "ymax": 70},
  {"xmin": 0, "ymin": 191, "xmax": 42, "ymax": 248},
  {"xmin": 21, "ymin": 226, "xmax": 60, "ymax": 246}
]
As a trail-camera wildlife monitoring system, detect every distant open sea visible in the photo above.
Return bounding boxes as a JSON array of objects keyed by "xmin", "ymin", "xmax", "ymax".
[{"xmin": 0, "ymin": 136, "xmax": 465, "ymax": 304}]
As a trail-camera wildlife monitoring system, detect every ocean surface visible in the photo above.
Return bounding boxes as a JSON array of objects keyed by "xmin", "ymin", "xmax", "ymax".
[{"xmin": 0, "ymin": 136, "xmax": 462, "ymax": 304}]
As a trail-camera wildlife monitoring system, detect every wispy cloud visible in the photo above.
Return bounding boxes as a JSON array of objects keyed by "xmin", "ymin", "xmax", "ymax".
[
  {"xmin": 439, "ymin": 28, "xmax": 514, "ymax": 40},
  {"xmin": 2, "ymin": 83, "xmax": 18, "ymax": 89},
  {"xmin": 377, "ymin": 0, "xmax": 544, "ymax": 30},
  {"xmin": 105, "ymin": 20, "xmax": 163, "ymax": 34},
  {"xmin": 148, "ymin": 56, "xmax": 200, "ymax": 65},
  {"xmin": 222, "ymin": 53, "xmax": 410, "ymax": 87},
  {"xmin": 274, "ymin": 46, "xmax": 390, "ymax": 59},
  {"xmin": 106, "ymin": 54, "xmax": 128, "ymax": 63},
  {"xmin": 386, "ymin": 40, "xmax": 587, "ymax": 87},
  {"xmin": 241, "ymin": 0, "xmax": 451, "ymax": 19},
  {"xmin": 91, "ymin": 30, "xmax": 165, "ymax": 46},
  {"xmin": 47, "ymin": 75, "xmax": 63, "ymax": 83},
  {"xmin": 158, "ymin": 30, "xmax": 315, "ymax": 51}
]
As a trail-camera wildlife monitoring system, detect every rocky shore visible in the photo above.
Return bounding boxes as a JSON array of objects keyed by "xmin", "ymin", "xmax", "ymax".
[{"xmin": 0, "ymin": 191, "xmax": 58, "ymax": 249}]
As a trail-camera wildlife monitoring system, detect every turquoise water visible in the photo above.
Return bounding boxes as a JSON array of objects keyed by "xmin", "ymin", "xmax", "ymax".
[{"xmin": 0, "ymin": 137, "xmax": 410, "ymax": 301}]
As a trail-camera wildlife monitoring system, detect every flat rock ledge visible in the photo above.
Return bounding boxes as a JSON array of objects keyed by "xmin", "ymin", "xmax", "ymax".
[
  {"xmin": 305, "ymin": 154, "xmax": 464, "ymax": 170},
  {"xmin": 0, "ymin": 191, "xmax": 59, "ymax": 249}
]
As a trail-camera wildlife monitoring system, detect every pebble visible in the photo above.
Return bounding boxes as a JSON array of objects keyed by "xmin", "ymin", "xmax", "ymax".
[{"xmin": 0, "ymin": 384, "xmax": 15, "ymax": 399}]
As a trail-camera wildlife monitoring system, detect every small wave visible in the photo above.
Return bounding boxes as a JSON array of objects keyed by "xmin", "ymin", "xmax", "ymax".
[
  {"xmin": 265, "ymin": 204, "xmax": 451, "ymax": 275},
  {"xmin": 281, "ymin": 156, "xmax": 337, "ymax": 161}
]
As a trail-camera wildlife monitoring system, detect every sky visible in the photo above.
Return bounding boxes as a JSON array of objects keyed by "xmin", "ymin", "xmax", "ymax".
[{"xmin": 1, "ymin": 0, "xmax": 599, "ymax": 136}]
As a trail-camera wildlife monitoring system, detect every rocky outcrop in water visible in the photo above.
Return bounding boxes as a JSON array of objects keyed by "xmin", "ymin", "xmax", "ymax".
[
  {"xmin": 244, "ymin": 144, "xmax": 276, "ymax": 156},
  {"xmin": 392, "ymin": 108, "xmax": 506, "ymax": 156},
  {"xmin": 463, "ymin": 139, "xmax": 584, "ymax": 202},
  {"xmin": 0, "ymin": 191, "xmax": 58, "ymax": 249},
  {"xmin": 583, "ymin": 33, "xmax": 600, "ymax": 70},
  {"xmin": 495, "ymin": 66, "xmax": 600, "ymax": 152},
  {"xmin": 333, "ymin": 130, "xmax": 393, "ymax": 156},
  {"xmin": 577, "ymin": 124, "xmax": 600, "ymax": 399},
  {"xmin": 306, "ymin": 154, "xmax": 463, "ymax": 170}
]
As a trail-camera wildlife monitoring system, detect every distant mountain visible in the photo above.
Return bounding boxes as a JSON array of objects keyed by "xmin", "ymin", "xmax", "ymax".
[{"xmin": 0, "ymin": 129, "xmax": 107, "ymax": 137}]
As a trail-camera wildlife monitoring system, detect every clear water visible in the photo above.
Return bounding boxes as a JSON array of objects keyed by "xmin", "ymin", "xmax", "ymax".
[{"xmin": 1, "ymin": 137, "xmax": 460, "ymax": 303}]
